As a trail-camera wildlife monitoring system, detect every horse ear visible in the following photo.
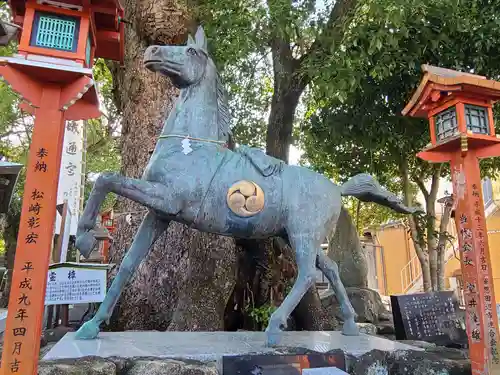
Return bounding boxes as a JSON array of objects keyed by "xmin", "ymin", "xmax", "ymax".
[
  {"xmin": 195, "ymin": 26, "xmax": 207, "ymax": 50},
  {"xmin": 187, "ymin": 34, "xmax": 196, "ymax": 46}
]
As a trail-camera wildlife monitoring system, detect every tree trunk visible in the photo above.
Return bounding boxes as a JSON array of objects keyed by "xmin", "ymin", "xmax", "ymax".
[
  {"xmin": 437, "ymin": 197, "xmax": 453, "ymax": 291},
  {"xmin": 419, "ymin": 251, "xmax": 432, "ymax": 293},
  {"xmin": 107, "ymin": 0, "xmax": 239, "ymax": 332},
  {"xmin": 427, "ymin": 198, "xmax": 439, "ymax": 291},
  {"xmin": 400, "ymin": 158, "xmax": 432, "ymax": 292},
  {"xmin": 266, "ymin": 68, "xmax": 304, "ymax": 162},
  {"xmin": 421, "ymin": 166, "xmax": 442, "ymax": 292},
  {"xmin": 265, "ymin": 0, "xmax": 362, "ymax": 161},
  {"xmin": 428, "ymin": 247, "xmax": 437, "ymax": 291},
  {"xmin": 436, "ymin": 244, "xmax": 445, "ymax": 291},
  {"xmin": 264, "ymin": 77, "xmax": 335, "ymax": 329},
  {"xmin": 411, "ymin": 225, "xmax": 432, "ymax": 293},
  {"xmin": 0, "ymin": 201, "xmax": 21, "ymax": 308}
]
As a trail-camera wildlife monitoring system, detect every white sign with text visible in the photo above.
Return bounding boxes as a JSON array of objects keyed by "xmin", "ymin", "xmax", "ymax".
[
  {"xmin": 45, "ymin": 266, "xmax": 107, "ymax": 305},
  {"xmin": 55, "ymin": 121, "xmax": 84, "ymax": 236}
]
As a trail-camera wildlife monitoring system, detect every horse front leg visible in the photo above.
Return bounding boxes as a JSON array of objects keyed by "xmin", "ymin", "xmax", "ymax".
[
  {"xmin": 76, "ymin": 172, "xmax": 175, "ymax": 258},
  {"xmin": 75, "ymin": 211, "xmax": 169, "ymax": 339}
]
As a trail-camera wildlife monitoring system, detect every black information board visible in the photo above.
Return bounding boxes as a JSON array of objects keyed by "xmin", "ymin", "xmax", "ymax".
[
  {"xmin": 222, "ymin": 351, "xmax": 346, "ymax": 375},
  {"xmin": 391, "ymin": 291, "xmax": 467, "ymax": 347}
]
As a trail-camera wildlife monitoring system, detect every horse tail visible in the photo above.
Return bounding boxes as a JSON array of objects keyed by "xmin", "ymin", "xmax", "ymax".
[{"xmin": 340, "ymin": 173, "xmax": 417, "ymax": 214}]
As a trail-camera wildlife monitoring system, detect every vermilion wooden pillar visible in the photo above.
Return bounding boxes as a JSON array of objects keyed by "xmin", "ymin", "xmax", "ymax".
[
  {"xmin": 1, "ymin": 85, "xmax": 65, "ymax": 375},
  {"xmin": 0, "ymin": 63, "xmax": 98, "ymax": 375},
  {"xmin": 449, "ymin": 150, "xmax": 500, "ymax": 374},
  {"xmin": 403, "ymin": 65, "xmax": 500, "ymax": 374},
  {"xmin": 0, "ymin": 0, "xmax": 124, "ymax": 373}
]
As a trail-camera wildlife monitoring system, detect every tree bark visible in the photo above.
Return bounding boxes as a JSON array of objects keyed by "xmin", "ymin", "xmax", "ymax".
[
  {"xmin": 264, "ymin": 1, "xmax": 304, "ymax": 162},
  {"xmin": 266, "ymin": 81, "xmax": 304, "ymax": 161},
  {"xmin": 426, "ymin": 166, "xmax": 441, "ymax": 291},
  {"xmin": 437, "ymin": 197, "xmax": 453, "ymax": 291},
  {"xmin": 0, "ymin": 202, "xmax": 20, "ymax": 308},
  {"xmin": 414, "ymin": 165, "xmax": 444, "ymax": 292},
  {"xmin": 400, "ymin": 158, "xmax": 432, "ymax": 292},
  {"xmin": 265, "ymin": 0, "xmax": 360, "ymax": 161}
]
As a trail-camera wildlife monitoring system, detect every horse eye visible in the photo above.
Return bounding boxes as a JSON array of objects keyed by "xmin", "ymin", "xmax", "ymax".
[{"xmin": 187, "ymin": 48, "xmax": 197, "ymax": 56}]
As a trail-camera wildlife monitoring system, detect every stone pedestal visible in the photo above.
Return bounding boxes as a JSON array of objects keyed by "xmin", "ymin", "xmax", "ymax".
[
  {"xmin": 42, "ymin": 330, "xmax": 419, "ymax": 374},
  {"xmin": 37, "ymin": 331, "xmax": 476, "ymax": 375},
  {"xmin": 43, "ymin": 331, "xmax": 420, "ymax": 362}
]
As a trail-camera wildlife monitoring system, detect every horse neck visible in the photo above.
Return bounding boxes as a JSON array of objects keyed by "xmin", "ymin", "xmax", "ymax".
[{"xmin": 162, "ymin": 71, "xmax": 221, "ymax": 141}]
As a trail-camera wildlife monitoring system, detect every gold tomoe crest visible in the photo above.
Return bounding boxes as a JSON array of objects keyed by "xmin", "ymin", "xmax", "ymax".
[{"xmin": 227, "ymin": 180, "xmax": 265, "ymax": 217}]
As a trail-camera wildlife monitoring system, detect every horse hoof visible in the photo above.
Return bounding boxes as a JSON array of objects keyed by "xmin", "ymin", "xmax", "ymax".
[
  {"xmin": 75, "ymin": 320, "xmax": 101, "ymax": 340},
  {"xmin": 342, "ymin": 319, "xmax": 360, "ymax": 336},
  {"xmin": 76, "ymin": 231, "xmax": 97, "ymax": 259},
  {"xmin": 265, "ymin": 330, "xmax": 282, "ymax": 347}
]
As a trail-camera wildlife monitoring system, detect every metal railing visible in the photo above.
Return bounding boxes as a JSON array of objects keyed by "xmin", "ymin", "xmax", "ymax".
[
  {"xmin": 401, "ymin": 254, "xmax": 422, "ymax": 293},
  {"xmin": 400, "ymin": 240, "xmax": 459, "ymax": 294}
]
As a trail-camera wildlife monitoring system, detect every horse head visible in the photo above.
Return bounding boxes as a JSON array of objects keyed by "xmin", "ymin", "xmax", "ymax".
[{"xmin": 144, "ymin": 26, "xmax": 210, "ymax": 88}]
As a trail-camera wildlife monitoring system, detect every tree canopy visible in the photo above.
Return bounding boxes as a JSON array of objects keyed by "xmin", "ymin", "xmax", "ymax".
[
  {"xmin": 192, "ymin": 0, "xmax": 362, "ymax": 159},
  {"xmin": 300, "ymin": 0, "xmax": 500, "ymax": 290},
  {"xmin": 302, "ymin": 0, "xmax": 500, "ymax": 222},
  {"xmin": 188, "ymin": 0, "xmax": 500, "ymax": 291}
]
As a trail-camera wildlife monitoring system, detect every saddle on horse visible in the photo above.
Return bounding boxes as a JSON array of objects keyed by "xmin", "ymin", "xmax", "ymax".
[{"xmin": 235, "ymin": 145, "xmax": 285, "ymax": 177}]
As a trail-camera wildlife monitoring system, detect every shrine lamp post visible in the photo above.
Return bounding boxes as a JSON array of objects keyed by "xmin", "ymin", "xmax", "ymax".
[
  {"xmin": 403, "ymin": 64, "xmax": 500, "ymax": 374},
  {"xmin": 0, "ymin": 1, "xmax": 124, "ymax": 374}
]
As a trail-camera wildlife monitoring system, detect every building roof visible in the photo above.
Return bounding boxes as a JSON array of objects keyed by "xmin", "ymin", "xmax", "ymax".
[
  {"xmin": 402, "ymin": 64, "xmax": 500, "ymax": 118},
  {"xmin": 363, "ymin": 219, "xmax": 407, "ymax": 234},
  {"xmin": 0, "ymin": 160, "xmax": 23, "ymax": 173}
]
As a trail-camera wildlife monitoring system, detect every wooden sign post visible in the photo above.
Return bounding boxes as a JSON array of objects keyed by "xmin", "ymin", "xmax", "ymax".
[
  {"xmin": 403, "ymin": 65, "xmax": 500, "ymax": 374},
  {"xmin": 0, "ymin": 66, "xmax": 99, "ymax": 375},
  {"xmin": 1, "ymin": 84, "xmax": 66, "ymax": 375},
  {"xmin": 0, "ymin": 1, "xmax": 124, "ymax": 373}
]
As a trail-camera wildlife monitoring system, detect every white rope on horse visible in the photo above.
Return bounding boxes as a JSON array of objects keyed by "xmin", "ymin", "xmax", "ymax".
[{"xmin": 158, "ymin": 134, "xmax": 227, "ymax": 145}]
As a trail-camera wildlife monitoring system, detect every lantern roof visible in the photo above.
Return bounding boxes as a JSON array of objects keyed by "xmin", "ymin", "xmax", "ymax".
[
  {"xmin": 6, "ymin": 0, "xmax": 124, "ymax": 63},
  {"xmin": 402, "ymin": 64, "xmax": 500, "ymax": 118}
]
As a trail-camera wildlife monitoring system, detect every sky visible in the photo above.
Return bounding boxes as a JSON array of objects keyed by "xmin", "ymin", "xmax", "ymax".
[{"xmin": 289, "ymin": 145, "xmax": 303, "ymax": 166}]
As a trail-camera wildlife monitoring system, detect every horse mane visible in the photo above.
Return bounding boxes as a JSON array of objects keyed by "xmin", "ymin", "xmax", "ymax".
[{"xmin": 215, "ymin": 70, "xmax": 232, "ymax": 139}]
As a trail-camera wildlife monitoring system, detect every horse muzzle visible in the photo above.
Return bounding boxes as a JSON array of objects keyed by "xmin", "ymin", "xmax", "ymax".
[{"xmin": 144, "ymin": 46, "xmax": 164, "ymax": 69}]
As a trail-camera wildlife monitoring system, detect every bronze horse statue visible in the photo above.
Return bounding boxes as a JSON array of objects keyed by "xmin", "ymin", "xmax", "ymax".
[{"xmin": 74, "ymin": 27, "xmax": 416, "ymax": 345}]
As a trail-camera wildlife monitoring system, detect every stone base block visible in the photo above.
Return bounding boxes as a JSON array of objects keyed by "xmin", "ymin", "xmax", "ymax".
[
  {"xmin": 43, "ymin": 330, "xmax": 419, "ymax": 363},
  {"xmin": 38, "ymin": 331, "xmax": 474, "ymax": 375}
]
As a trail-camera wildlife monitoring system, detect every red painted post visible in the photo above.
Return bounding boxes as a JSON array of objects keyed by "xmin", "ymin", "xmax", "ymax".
[
  {"xmin": 403, "ymin": 64, "xmax": 500, "ymax": 374},
  {"xmin": 0, "ymin": 1, "xmax": 124, "ymax": 373},
  {"xmin": 450, "ymin": 151, "xmax": 500, "ymax": 374},
  {"xmin": 0, "ymin": 85, "xmax": 65, "ymax": 375}
]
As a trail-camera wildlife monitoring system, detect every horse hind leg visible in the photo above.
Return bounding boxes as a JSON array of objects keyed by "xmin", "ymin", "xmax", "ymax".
[
  {"xmin": 75, "ymin": 211, "xmax": 169, "ymax": 340},
  {"xmin": 265, "ymin": 233, "xmax": 317, "ymax": 346},
  {"xmin": 316, "ymin": 251, "xmax": 359, "ymax": 336},
  {"xmin": 77, "ymin": 172, "xmax": 174, "ymax": 258}
]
